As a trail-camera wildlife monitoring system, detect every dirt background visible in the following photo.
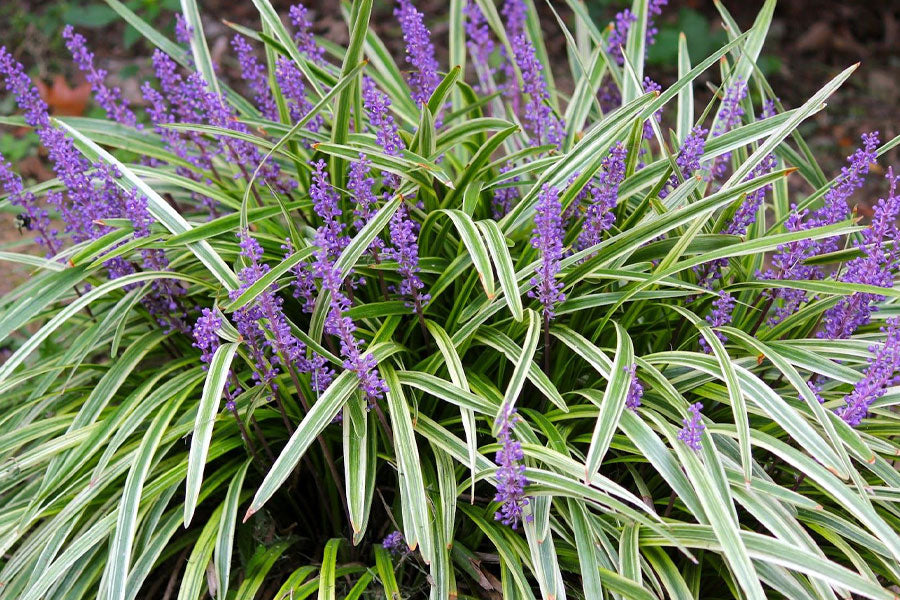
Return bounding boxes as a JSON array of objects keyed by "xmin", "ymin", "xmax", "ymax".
[{"xmin": 0, "ymin": 0, "xmax": 898, "ymax": 294}]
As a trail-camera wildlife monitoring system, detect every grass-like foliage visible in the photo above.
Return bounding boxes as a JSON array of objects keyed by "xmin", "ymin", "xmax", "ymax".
[{"xmin": 2, "ymin": 0, "xmax": 900, "ymax": 598}]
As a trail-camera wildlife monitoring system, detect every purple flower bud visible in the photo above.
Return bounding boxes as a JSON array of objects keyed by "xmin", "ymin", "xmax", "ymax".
[
  {"xmin": 511, "ymin": 31, "xmax": 564, "ymax": 148},
  {"xmin": 678, "ymin": 402, "xmax": 705, "ymax": 451},
  {"xmin": 363, "ymin": 77, "xmax": 405, "ymax": 158},
  {"xmin": 625, "ymin": 364, "xmax": 643, "ymax": 411}
]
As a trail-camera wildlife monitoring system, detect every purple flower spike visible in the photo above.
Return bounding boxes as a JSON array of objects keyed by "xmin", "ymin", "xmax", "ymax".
[
  {"xmin": 607, "ymin": 9, "xmax": 636, "ymax": 66},
  {"xmin": 820, "ymin": 168, "xmax": 900, "ymax": 340},
  {"xmin": 678, "ymin": 402, "xmax": 705, "ymax": 451},
  {"xmin": 362, "ymin": 77, "xmax": 405, "ymax": 158},
  {"xmin": 232, "ymin": 35, "xmax": 278, "ymax": 121},
  {"xmin": 836, "ymin": 317, "xmax": 900, "ymax": 426},
  {"xmin": 710, "ymin": 79, "xmax": 748, "ymax": 180},
  {"xmin": 660, "ymin": 126, "xmax": 707, "ymax": 199},
  {"xmin": 493, "ymin": 403, "xmax": 532, "ymax": 529},
  {"xmin": 193, "ymin": 308, "xmax": 222, "ymax": 365},
  {"xmin": 625, "ymin": 364, "xmax": 643, "ymax": 411},
  {"xmin": 387, "ymin": 203, "xmax": 429, "ymax": 311},
  {"xmin": 511, "ymin": 31, "xmax": 565, "ymax": 148},
  {"xmin": 63, "ymin": 26, "xmax": 139, "ymax": 128},
  {"xmin": 382, "ymin": 530, "xmax": 407, "ymax": 555},
  {"xmin": 290, "ymin": 4, "xmax": 326, "ymax": 64},
  {"xmin": 577, "ymin": 142, "xmax": 627, "ymax": 252},
  {"xmin": 761, "ymin": 132, "xmax": 879, "ymax": 324},
  {"xmin": 699, "ymin": 292, "xmax": 735, "ymax": 353},
  {"xmin": 464, "ymin": 1, "xmax": 494, "ymax": 82},
  {"xmin": 528, "ymin": 184, "xmax": 565, "ymax": 319},
  {"xmin": 492, "ymin": 165, "xmax": 521, "ymax": 220},
  {"xmin": 395, "ymin": 0, "xmax": 440, "ymax": 108}
]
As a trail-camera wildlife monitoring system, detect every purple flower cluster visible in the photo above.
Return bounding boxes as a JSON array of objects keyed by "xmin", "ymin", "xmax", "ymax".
[
  {"xmin": 232, "ymin": 35, "xmax": 278, "ymax": 121},
  {"xmin": 492, "ymin": 165, "xmax": 521, "ymax": 220},
  {"xmin": 836, "ymin": 317, "xmax": 900, "ymax": 426},
  {"xmin": 395, "ymin": 0, "xmax": 440, "ymax": 108},
  {"xmin": 607, "ymin": 0, "xmax": 669, "ymax": 65},
  {"xmin": 464, "ymin": 0, "xmax": 494, "ymax": 87},
  {"xmin": 699, "ymin": 292, "xmax": 735, "ymax": 353},
  {"xmin": 232, "ymin": 231, "xmax": 331, "ymax": 391},
  {"xmin": 660, "ymin": 126, "xmax": 708, "ymax": 198},
  {"xmin": 387, "ymin": 203, "xmax": 429, "ymax": 311},
  {"xmin": 761, "ymin": 133, "xmax": 879, "ymax": 324},
  {"xmin": 493, "ymin": 403, "xmax": 531, "ymax": 529},
  {"xmin": 577, "ymin": 142, "xmax": 627, "ymax": 251},
  {"xmin": 625, "ymin": 364, "xmax": 643, "ymax": 411},
  {"xmin": 511, "ymin": 29, "xmax": 564, "ymax": 148},
  {"xmin": 63, "ymin": 26, "xmax": 139, "ymax": 128},
  {"xmin": 192, "ymin": 308, "xmax": 221, "ymax": 365},
  {"xmin": 348, "ymin": 154, "xmax": 379, "ymax": 234},
  {"xmin": 382, "ymin": 530, "xmax": 406, "ymax": 555},
  {"xmin": 678, "ymin": 402, "xmax": 705, "ymax": 451},
  {"xmin": 528, "ymin": 184, "xmax": 565, "ymax": 319},
  {"xmin": 362, "ymin": 76, "xmax": 405, "ymax": 158},
  {"xmin": 820, "ymin": 168, "xmax": 900, "ymax": 340},
  {"xmin": 710, "ymin": 79, "xmax": 748, "ymax": 180},
  {"xmin": 642, "ymin": 77, "xmax": 662, "ymax": 140},
  {"xmin": 310, "ymin": 159, "xmax": 349, "ymax": 262},
  {"xmin": 289, "ymin": 3, "xmax": 326, "ymax": 65}
]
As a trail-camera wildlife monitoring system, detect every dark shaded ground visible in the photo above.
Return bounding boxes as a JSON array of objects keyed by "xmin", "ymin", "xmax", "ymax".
[{"xmin": 0, "ymin": 0, "xmax": 898, "ymax": 293}]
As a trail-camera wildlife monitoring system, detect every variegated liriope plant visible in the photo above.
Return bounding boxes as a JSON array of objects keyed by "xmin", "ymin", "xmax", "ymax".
[{"xmin": 1, "ymin": 0, "xmax": 899, "ymax": 598}]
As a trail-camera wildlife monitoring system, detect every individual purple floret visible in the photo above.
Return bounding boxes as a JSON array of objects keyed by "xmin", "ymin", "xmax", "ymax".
[
  {"xmin": 678, "ymin": 402, "xmax": 705, "ymax": 450},
  {"xmin": 493, "ymin": 402, "xmax": 532, "ymax": 529},
  {"xmin": 511, "ymin": 30, "xmax": 564, "ymax": 148},
  {"xmin": 836, "ymin": 317, "xmax": 900, "ymax": 426},
  {"xmin": 625, "ymin": 364, "xmax": 643, "ymax": 411},
  {"xmin": 820, "ymin": 168, "xmax": 900, "ymax": 340},
  {"xmin": 710, "ymin": 79, "xmax": 747, "ymax": 180},
  {"xmin": 659, "ymin": 126, "xmax": 707, "ymax": 198},
  {"xmin": 63, "ymin": 26, "xmax": 139, "ymax": 128},
  {"xmin": 362, "ymin": 76, "xmax": 405, "ymax": 158},
  {"xmin": 699, "ymin": 292, "xmax": 735, "ymax": 353},
  {"xmin": 386, "ymin": 203, "xmax": 429, "ymax": 312},
  {"xmin": 577, "ymin": 142, "xmax": 627, "ymax": 252},
  {"xmin": 192, "ymin": 308, "xmax": 222, "ymax": 365},
  {"xmin": 289, "ymin": 3, "xmax": 326, "ymax": 64},
  {"xmin": 395, "ymin": 0, "xmax": 440, "ymax": 108},
  {"xmin": 528, "ymin": 184, "xmax": 565, "ymax": 319},
  {"xmin": 761, "ymin": 132, "xmax": 879, "ymax": 324},
  {"xmin": 232, "ymin": 35, "xmax": 278, "ymax": 121},
  {"xmin": 382, "ymin": 530, "xmax": 407, "ymax": 555}
]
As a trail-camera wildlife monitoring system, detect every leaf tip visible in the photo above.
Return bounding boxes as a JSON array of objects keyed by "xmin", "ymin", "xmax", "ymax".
[{"xmin": 242, "ymin": 507, "xmax": 255, "ymax": 523}]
